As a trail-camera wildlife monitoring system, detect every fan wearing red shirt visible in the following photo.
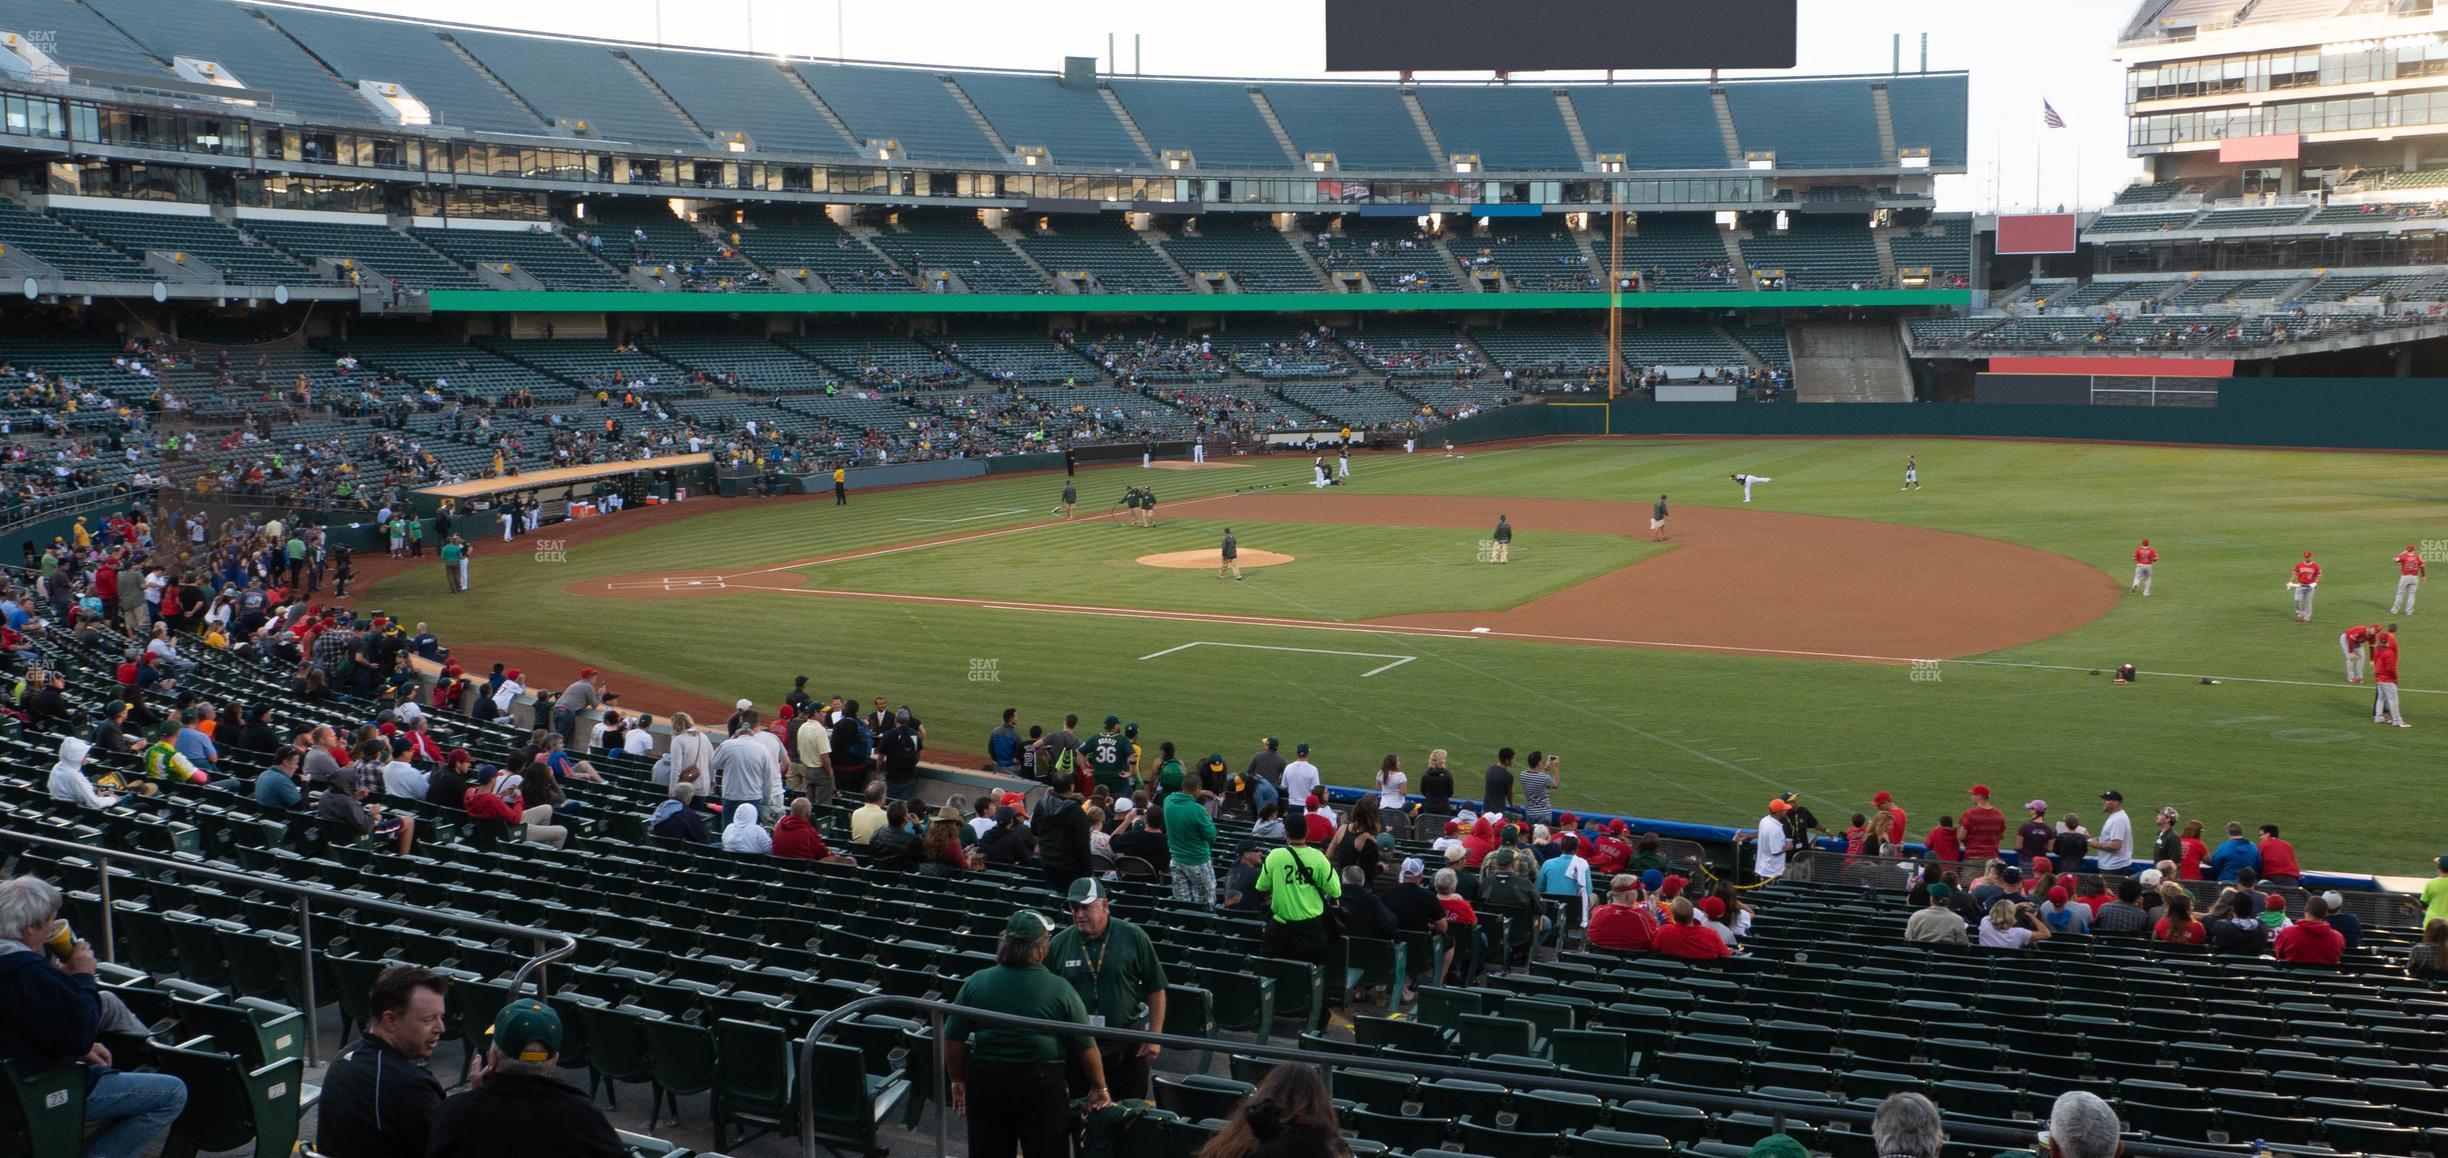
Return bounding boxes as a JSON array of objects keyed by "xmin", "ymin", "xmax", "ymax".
[
  {"xmin": 1924, "ymin": 818, "xmax": 1963, "ymax": 865},
  {"xmin": 1588, "ymin": 820, "xmax": 1633, "ymax": 877},
  {"xmin": 2393, "ymin": 544, "xmax": 2427, "ymax": 615},
  {"xmin": 771, "ymin": 799, "xmax": 835, "ymax": 861},
  {"xmin": 2272, "ymin": 896, "xmax": 2345, "ymax": 965},
  {"xmin": 1460, "ymin": 817, "xmax": 1498, "ymax": 868},
  {"xmin": 2178, "ymin": 820, "xmax": 2209, "ymax": 880},
  {"xmin": 1653, "ymin": 897, "xmax": 1732, "ymax": 961},
  {"xmin": 2342, "ymin": 624, "xmax": 2381, "ymax": 684},
  {"xmin": 2372, "ymin": 625, "xmax": 2409, "ymax": 727},
  {"xmin": 2131, "ymin": 538, "xmax": 2157, "ymax": 596},
  {"xmin": 1959, "ymin": 785, "xmax": 2008, "ymax": 861},
  {"xmin": 1872, "ymin": 791, "xmax": 1908, "ymax": 847},
  {"xmin": 2291, "ymin": 551, "xmax": 2322, "ymax": 622},
  {"xmin": 1586, "ymin": 877, "xmax": 1660, "ymax": 953},
  {"xmin": 2256, "ymin": 825, "xmax": 2302, "ymax": 884},
  {"xmin": 1302, "ymin": 797, "xmax": 1337, "ymax": 844}
]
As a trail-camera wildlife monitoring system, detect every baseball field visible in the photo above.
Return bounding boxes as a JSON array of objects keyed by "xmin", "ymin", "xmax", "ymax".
[{"xmin": 364, "ymin": 437, "xmax": 2446, "ymax": 873}]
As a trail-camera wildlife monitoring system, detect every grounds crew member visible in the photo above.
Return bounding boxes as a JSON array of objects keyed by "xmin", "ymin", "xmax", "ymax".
[
  {"xmin": 1050, "ymin": 878, "xmax": 1168, "ymax": 1101},
  {"xmin": 1256, "ymin": 814, "xmax": 1342, "ymax": 965},
  {"xmin": 1491, "ymin": 514, "xmax": 1512, "ymax": 564},
  {"xmin": 947, "ymin": 910, "xmax": 1113, "ymax": 1157},
  {"xmin": 1219, "ymin": 527, "xmax": 1242, "ymax": 581}
]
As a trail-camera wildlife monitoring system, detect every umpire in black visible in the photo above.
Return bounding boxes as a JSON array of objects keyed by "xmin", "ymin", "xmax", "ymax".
[{"xmin": 947, "ymin": 910, "xmax": 1113, "ymax": 1156}]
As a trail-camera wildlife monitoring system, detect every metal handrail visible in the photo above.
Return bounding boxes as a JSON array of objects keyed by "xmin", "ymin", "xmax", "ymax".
[
  {"xmin": 0, "ymin": 488, "xmax": 131, "ymax": 535},
  {"xmin": 0, "ymin": 828, "xmax": 578, "ymax": 1064},
  {"xmin": 797, "ymin": 994, "xmax": 2236, "ymax": 1158}
]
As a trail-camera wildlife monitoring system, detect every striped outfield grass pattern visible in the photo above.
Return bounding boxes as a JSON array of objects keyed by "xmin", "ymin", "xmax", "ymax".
[{"xmin": 368, "ymin": 439, "xmax": 2448, "ymax": 872}]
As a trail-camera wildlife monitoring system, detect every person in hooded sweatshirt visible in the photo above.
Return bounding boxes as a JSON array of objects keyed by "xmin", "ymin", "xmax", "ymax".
[
  {"xmin": 648, "ymin": 781, "xmax": 709, "ymax": 842},
  {"xmin": 721, "ymin": 803, "xmax": 773, "ymax": 854},
  {"xmin": 45, "ymin": 737, "xmax": 118, "ymax": 810}
]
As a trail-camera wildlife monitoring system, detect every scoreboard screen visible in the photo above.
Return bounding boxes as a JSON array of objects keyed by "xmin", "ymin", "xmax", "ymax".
[{"xmin": 1325, "ymin": 0, "xmax": 1799, "ymax": 72}]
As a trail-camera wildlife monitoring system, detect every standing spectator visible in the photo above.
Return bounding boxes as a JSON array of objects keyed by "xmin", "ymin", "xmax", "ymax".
[
  {"xmin": 1163, "ymin": 788, "xmax": 1217, "ymax": 906},
  {"xmin": 987, "ymin": 708, "xmax": 1024, "ymax": 774},
  {"xmin": 878, "ymin": 708, "xmax": 925, "ymax": 800},
  {"xmin": 2152, "ymin": 806, "xmax": 2182, "ymax": 868},
  {"xmin": 1032, "ymin": 780, "xmax": 1094, "ymax": 893},
  {"xmin": 1924, "ymin": 815, "xmax": 1962, "ymax": 866},
  {"xmin": 660, "ymin": 712, "xmax": 714, "ymax": 792},
  {"xmin": 1197, "ymin": 1063, "xmax": 1347, "ymax": 1158},
  {"xmin": 2425, "ymin": 856, "xmax": 2448, "ymax": 927},
  {"xmin": 0, "ymin": 876, "xmax": 189, "ymax": 1158},
  {"xmin": 2256, "ymin": 825, "xmax": 2302, "ymax": 885},
  {"xmin": 2050, "ymin": 812, "xmax": 2090, "ymax": 869},
  {"xmin": 2209, "ymin": 822, "xmax": 2261, "ymax": 882},
  {"xmin": 551, "ymin": 668, "xmax": 602, "ymax": 743},
  {"xmin": 1905, "ymin": 883, "xmax": 1969, "ymax": 945},
  {"xmin": 1256, "ymin": 816, "xmax": 1340, "ymax": 966},
  {"xmin": 1048, "ymin": 880, "xmax": 1168, "ymax": 1101},
  {"xmin": 2094, "ymin": 791, "xmax": 2134, "ymax": 873},
  {"xmin": 426, "ymin": 1001, "xmax": 623, "ymax": 1158},
  {"xmin": 318, "ymin": 966, "xmax": 449, "ymax": 1158},
  {"xmin": 1373, "ymin": 754, "xmax": 1407, "ymax": 811},
  {"xmin": 1872, "ymin": 790, "xmax": 1908, "ymax": 848},
  {"xmin": 2177, "ymin": 820, "xmax": 2210, "ymax": 880},
  {"xmin": 1537, "ymin": 833, "xmax": 1593, "ymax": 935},
  {"xmin": 945, "ymin": 912, "xmax": 1111, "ymax": 1158},
  {"xmin": 2273, "ymin": 895, "xmax": 2346, "ymax": 964},
  {"xmin": 2014, "ymin": 800, "xmax": 2053, "ymax": 863},
  {"xmin": 1960, "ymin": 784, "xmax": 2007, "ymax": 861},
  {"xmin": 1246, "ymin": 736, "xmax": 1288, "ymax": 804},
  {"xmin": 713, "ymin": 717, "xmax": 781, "ymax": 817},
  {"xmin": 1753, "ymin": 796, "xmax": 1793, "ymax": 879},
  {"xmin": 1418, "ymin": 748, "xmax": 1454, "ymax": 815},
  {"xmin": 1873, "ymin": 1093, "xmax": 1945, "ymax": 1158},
  {"xmin": 1518, "ymin": 753, "xmax": 1561, "ymax": 824},
  {"xmin": 1280, "ymin": 743, "xmax": 1321, "ymax": 806},
  {"xmin": 1482, "ymin": 747, "xmax": 1517, "ymax": 814}
]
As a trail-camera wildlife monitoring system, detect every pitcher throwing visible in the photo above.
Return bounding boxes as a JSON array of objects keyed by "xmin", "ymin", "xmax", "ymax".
[{"xmin": 1731, "ymin": 473, "xmax": 1773, "ymax": 503}]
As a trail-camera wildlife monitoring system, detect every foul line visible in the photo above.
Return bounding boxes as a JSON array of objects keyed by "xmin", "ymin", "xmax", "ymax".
[{"xmin": 1139, "ymin": 639, "xmax": 1417, "ymax": 677}]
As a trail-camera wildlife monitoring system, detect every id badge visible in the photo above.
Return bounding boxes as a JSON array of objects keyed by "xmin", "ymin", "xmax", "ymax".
[{"xmin": 1090, "ymin": 1014, "xmax": 1106, "ymax": 1028}]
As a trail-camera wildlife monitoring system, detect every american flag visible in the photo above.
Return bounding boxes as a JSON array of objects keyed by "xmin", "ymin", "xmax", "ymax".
[{"xmin": 2042, "ymin": 100, "xmax": 2066, "ymax": 129}]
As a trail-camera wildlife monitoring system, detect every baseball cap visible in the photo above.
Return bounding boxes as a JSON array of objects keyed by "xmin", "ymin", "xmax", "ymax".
[
  {"xmin": 1442, "ymin": 820, "xmax": 1460, "ymax": 835},
  {"xmin": 1640, "ymin": 869, "xmax": 1665, "ymax": 891},
  {"xmin": 1872, "ymin": 791, "xmax": 1893, "ymax": 805},
  {"xmin": 1400, "ymin": 857, "xmax": 1425, "ymax": 879},
  {"xmin": 504, "ymin": 668, "xmax": 522, "ymax": 680},
  {"xmin": 491, "ymin": 999, "xmax": 563, "ymax": 1063},
  {"xmin": 578, "ymin": 667, "xmax": 597, "ymax": 679},
  {"xmin": 1697, "ymin": 896, "xmax": 1727, "ymax": 919},
  {"xmin": 1006, "ymin": 910, "xmax": 1056, "ymax": 939},
  {"xmin": 2047, "ymin": 887, "xmax": 2070, "ymax": 904},
  {"xmin": 1767, "ymin": 798, "xmax": 1792, "ymax": 814},
  {"xmin": 2001, "ymin": 866, "xmax": 2024, "ymax": 884},
  {"xmin": 2100, "ymin": 790, "xmax": 2124, "ymax": 802},
  {"xmin": 1969, "ymin": 784, "xmax": 1990, "ymax": 797},
  {"xmin": 2321, "ymin": 890, "xmax": 2346, "ymax": 909},
  {"xmin": 1927, "ymin": 882, "xmax": 1952, "ymax": 900},
  {"xmin": 1065, "ymin": 878, "xmax": 1107, "ymax": 905},
  {"xmin": 1235, "ymin": 838, "xmax": 1264, "ymax": 858},
  {"xmin": 2031, "ymin": 855, "xmax": 2053, "ymax": 874},
  {"xmin": 1104, "ymin": 715, "xmax": 1120, "ymax": 727},
  {"xmin": 1443, "ymin": 845, "xmax": 1467, "ymax": 863},
  {"xmin": 447, "ymin": 748, "xmax": 471, "ymax": 764},
  {"xmin": 1557, "ymin": 812, "xmax": 1578, "ymax": 827},
  {"xmin": 1660, "ymin": 875, "xmax": 1688, "ymax": 899},
  {"xmin": 2025, "ymin": 799, "xmax": 2048, "ymax": 813},
  {"xmin": 1306, "ymin": 793, "xmax": 1323, "ymax": 809},
  {"xmin": 1296, "ymin": 742, "xmax": 1310, "ymax": 755},
  {"xmin": 2437, "ymin": 854, "xmax": 2448, "ymax": 873},
  {"xmin": 1607, "ymin": 818, "xmax": 1629, "ymax": 835},
  {"xmin": 1263, "ymin": 736, "xmax": 1278, "ymax": 749},
  {"xmin": 2139, "ymin": 868, "xmax": 2164, "ymax": 888}
]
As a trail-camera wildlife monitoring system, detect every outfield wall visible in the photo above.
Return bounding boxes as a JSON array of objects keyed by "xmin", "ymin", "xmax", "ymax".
[{"xmin": 1448, "ymin": 379, "xmax": 2448, "ymax": 451}]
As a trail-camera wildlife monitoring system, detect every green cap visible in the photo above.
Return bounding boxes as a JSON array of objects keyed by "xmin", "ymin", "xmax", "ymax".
[
  {"xmin": 491, "ymin": 999, "xmax": 562, "ymax": 1063},
  {"xmin": 1005, "ymin": 910, "xmax": 1055, "ymax": 940},
  {"xmin": 1065, "ymin": 878, "xmax": 1108, "ymax": 906},
  {"xmin": 1749, "ymin": 1135, "xmax": 1811, "ymax": 1158},
  {"xmin": 1927, "ymin": 882, "xmax": 1952, "ymax": 900}
]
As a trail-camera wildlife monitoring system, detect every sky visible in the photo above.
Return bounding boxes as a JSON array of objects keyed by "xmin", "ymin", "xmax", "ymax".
[{"xmin": 289, "ymin": 0, "xmax": 2149, "ymax": 213}]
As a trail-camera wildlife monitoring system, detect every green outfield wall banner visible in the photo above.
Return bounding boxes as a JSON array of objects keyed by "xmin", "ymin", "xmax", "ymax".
[{"xmin": 425, "ymin": 288, "xmax": 1971, "ymax": 314}]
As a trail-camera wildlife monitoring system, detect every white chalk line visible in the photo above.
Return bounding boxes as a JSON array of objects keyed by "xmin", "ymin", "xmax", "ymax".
[{"xmin": 1138, "ymin": 639, "xmax": 1417, "ymax": 677}]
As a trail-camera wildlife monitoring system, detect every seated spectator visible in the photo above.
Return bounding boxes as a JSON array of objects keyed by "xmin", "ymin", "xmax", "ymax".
[
  {"xmin": 868, "ymin": 801, "xmax": 923, "ymax": 869},
  {"xmin": 1198, "ymin": 1063, "xmax": 1347, "ymax": 1158},
  {"xmin": 848, "ymin": 781, "xmax": 890, "ymax": 844},
  {"xmin": 427, "ymin": 1001, "xmax": 624, "ymax": 1158},
  {"xmin": 2153, "ymin": 891, "xmax": 2206, "ymax": 945},
  {"xmin": 2206, "ymin": 891, "xmax": 2270, "ymax": 955},
  {"xmin": 0, "ymin": 876, "xmax": 188, "ymax": 1156},
  {"xmin": 2409, "ymin": 918, "xmax": 2448, "ymax": 978},
  {"xmin": 1904, "ymin": 883, "xmax": 1968, "ymax": 945},
  {"xmin": 918, "ymin": 816, "xmax": 971, "ymax": 877},
  {"xmin": 2038, "ymin": 887, "xmax": 2091, "ymax": 935},
  {"xmin": 1431, "ymin": 868, "xmax": 1482, "ymax": 978},
  {"xmin": 45, "ymin": 736, "xmax": 118, "ymax": 810},
  {"xmin": 2047, "ymin": 1091, "xmax": 2121, "ymax": 1158},
  {"xmin": 1873, "ymin": 1092, "xmax": 1944, "ymax": 1158},
  {"xmin": 318, "ymin": 779, "xmax": 415, "ymax": 854},
  {"xmin": 1302, "ymin": 795, "xmax": 1336, "ymax": 844},
  {"xmin": 1382, "ymin": 858, "xmax": 1451, "ymax": 982},
  {"xmin": 381, "ymin": 747, "xmax": 429, "ymax": 801},
  {"xmin": 1221, "ymin": 840, "xmax": 1270, "ymax": 913},
  {"xmin": 1249, "ymin": 803, "xmax": 1286, "ymax": 842},
  {"xmin": 648, "ymin": 781, "xmax": 708, "ymax": 843},
  {"xmin": 772, "ymin": 797, "xmax": 836, "ymax": 861},
  {"xmin": 979, "ymin": 805, "xmax": 1039, "ymax": 867},
  {"xmin": 318, "ymin": 965, "xmax": 448, "ymax": 1158},
  {"xmin": 2093, "ymin": 878, "xmax": 2153, "ymax": 934},
  {"xmin": 1338, "ymin": 865, "xmax": 1399, "ymax": 943},
  {"xmin": 2272, "ymin": 894, "xmax": 2345, "ymax": 965},
  {"xmin": 2320, "ymin": 890, "xmax": 2364, "ymax": 950},
  {"xmin": 720, "ymin": 802, "xmax": 773, "ymax": 854},
  {"xmin": 1588, "ymin": 875, "xmax": 1659, "ymax": 953},
  {"xmin": 253, "ymin": 748, "xmax": 303, "ymax": 809},
  {"xmin": 423, "ymin": 750, "xmax": 473, "ymax": 814},
  {"xmin": 1979, "ymin": 899, "xmax": 2050, "ymax": 950},
  {"xmin": 1653, "ymin": 896, "xmax": 1733, "ymax": 961}
]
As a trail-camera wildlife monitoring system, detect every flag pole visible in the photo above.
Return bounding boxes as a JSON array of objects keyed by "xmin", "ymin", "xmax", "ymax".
[{"xmin": 2034, "ymin": 131, "xmax": 2043, "ymax": 212}]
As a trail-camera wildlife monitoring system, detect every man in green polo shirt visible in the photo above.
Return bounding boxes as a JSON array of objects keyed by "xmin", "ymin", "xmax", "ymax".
[
  {"xmin": 1164, "ymin": 789, "xmax": 1218, "ymax": 907},
  {"xmin": 440, "ymin": 536, "xmax": 467, "ymax": 594},
  {"xmin": 1049, "ymin": 879, "xmax": 1168, "ymax": 1101},
  {"xmin": 946, "ymin": 910, "xmax": 1111, "ymax": 1157},
  {"xmin": 1256, "ymin": 818, "xmax": 1341, "ymax": 965}
]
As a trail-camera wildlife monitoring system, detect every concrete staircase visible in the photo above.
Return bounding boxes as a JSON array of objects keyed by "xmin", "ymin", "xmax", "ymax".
[
  {"xmin": 779, "ymin": 65, "xmax": 866, "ymax": 154},
  {"xmin": 943, "ymin": 78, "xmax": 1014, "ymax": 157},
  {"xmin": 436, "ymin": 34, "xmax": 553, "ymax": 131},
  {"xmin": 1870, "ymin": 82, "xmax": 1899, "ymax": 165},
  {"xmin": 1709, "ymin": 87, "xmax": 1744, "ymax": 166},
  {"xmin": 1137, "ymin": 225, "xmax": 1206, "ymax": 292},
  {"xmin": 1278, "ymin": 222, "xmax": 1338, "ymax": 290},
  {"xmin": 1099, "ymin": 87, "xmax": 1161, "ymax": 166},
  {"xmin": 1870, "ymin": 229, "xmax": 1900, "ymax": 285},
  {"xmin": 1247, "ymin": 88, "xmax": 1306, "ymax": 167},
  {"xmin": 1789, "ymin": 321, "xmax": 1913, "ymax": 402},
  {"xmin": 1555, "ymin": 91, "xmax": 1594, "ymax": 168},
  {"xmin": 615, "ymin": 54, "xmax": 715, "ymax": 145},
  {"xmin": 1400, "ymin": 91, "xmax": 1446, "ymax": 163},
  {"xmin": 1718, "ymin": 227, "xmax": 1749, "ymax": 278},
  {"xmin": 989, "ymin": 224, "xmax": 1072, "ymax": 293}
]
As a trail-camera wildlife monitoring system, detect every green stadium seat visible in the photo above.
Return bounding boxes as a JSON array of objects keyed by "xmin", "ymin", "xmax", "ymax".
[
  {"xmin": 1512, "ymin": 1089, "xmax": 1608, "ymax": 1134},
  {"xmin": 1153, "ymin": 1073, "xmax": 1251, "ymax": 1122},
  {"xmin": 154, "ymin": 1036, "xmax": 307, "ymax": 1158},
  {"xmin": 709, "ymin": 1018, "xmax": 796, "ymax": 1150},
  {"xmin": 0, "ymin": 1058, "xmax": 87, "ymax": 1158},
  {"xmin": 579, "ymin": 1004, "xmax": 661, "ymax": 1113},
  {"xmin": 641, "ymin": 1016, "xmax": 717, "ymax": 1129},
  {"xmin": 1549, "ymin": 1028, "xmax": 1632, "ymax": 1077},
  {"xmin": 802, "ymin": 1040, "xmax": 907, "ymax": 1158},
  {"xmin": 1327, "ymin": 1068, "xmax": 1417, "ymax": 1114},
  {"xmin": 1455, "ymin": 1120, "xmax": 1564, "ymax": 1158},
  {"xmin": 1610, "ymin": 1100, "xmax": 1710, "ymax": 1145},
  {"xmin": 1570, "ymin": 1130, "xmax": 1679, "ymax": 1156},
  {"xmin": 1456, "ymin": 1013, "xmax": 1538, "ymax": 1059}
]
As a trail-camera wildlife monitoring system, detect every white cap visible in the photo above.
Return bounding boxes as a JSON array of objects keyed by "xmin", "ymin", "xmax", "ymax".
[
  {"xmin": 2138, "ymin": 869, "xmax": 2164, "ymax": 888},
  {"xmin": 1400, "ymin": 857, "xmax": 1425, "ymax": 879},
  {"xmin": 735, "ymin": 698, "xmax": 753, "ymax": 710},
  {"xmin": 1113, "ymin": 797, "xmax": 1135, "ymax": 814},
  {"xmin": 2322, "ymin": 891, "xmax": 2345, "ymax": 909}
]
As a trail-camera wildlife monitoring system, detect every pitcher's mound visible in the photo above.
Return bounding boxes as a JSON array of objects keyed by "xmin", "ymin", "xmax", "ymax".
[
  {"xmin": 1148, "ymin": 461, "xmax": 1250, "ymax": 471},
  {"xmin": 1138, "ymin": 548, "xmax": 1295, "ymax": 570}
]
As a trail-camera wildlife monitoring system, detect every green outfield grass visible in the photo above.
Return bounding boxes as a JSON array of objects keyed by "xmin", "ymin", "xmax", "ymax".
[{"xmin": 368, "ymin": 438, "xmax": 2448, "ymax": 873}]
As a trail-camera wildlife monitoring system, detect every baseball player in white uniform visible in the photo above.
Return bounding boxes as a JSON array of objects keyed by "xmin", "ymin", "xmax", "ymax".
[
  {"xmin": 1337, "ymin": 446, "xmax": 1351, "ymax": 479},
  {"xmin": 1901, "ymin": 455, "xmax": 1920, "ymax": 491},
  {"xmin": 1192, "ymin": 438, "xmax": 1205, "ymax": 464},
  {"xmin": 2392, "ymin": 544, "xmax": 2426, "ymax": 614},
  {"xmin": 1731, "ymin": 473, "xmax": 1773, "ymax": 503},
  {"xmin": 1311, "ymin": 455, "xmax": 1330, "ymax": 489}
]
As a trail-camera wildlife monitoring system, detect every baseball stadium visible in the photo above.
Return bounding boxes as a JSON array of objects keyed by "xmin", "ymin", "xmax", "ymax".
[{"xmin": 3, "ymin": 0, "xmax": 2448, "ymax": 1155}]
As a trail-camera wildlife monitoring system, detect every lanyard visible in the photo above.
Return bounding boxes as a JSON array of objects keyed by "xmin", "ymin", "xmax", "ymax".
[{"xmin": 1078, "ymin": 934, "xmax": 1111, "ymax": 1012}]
